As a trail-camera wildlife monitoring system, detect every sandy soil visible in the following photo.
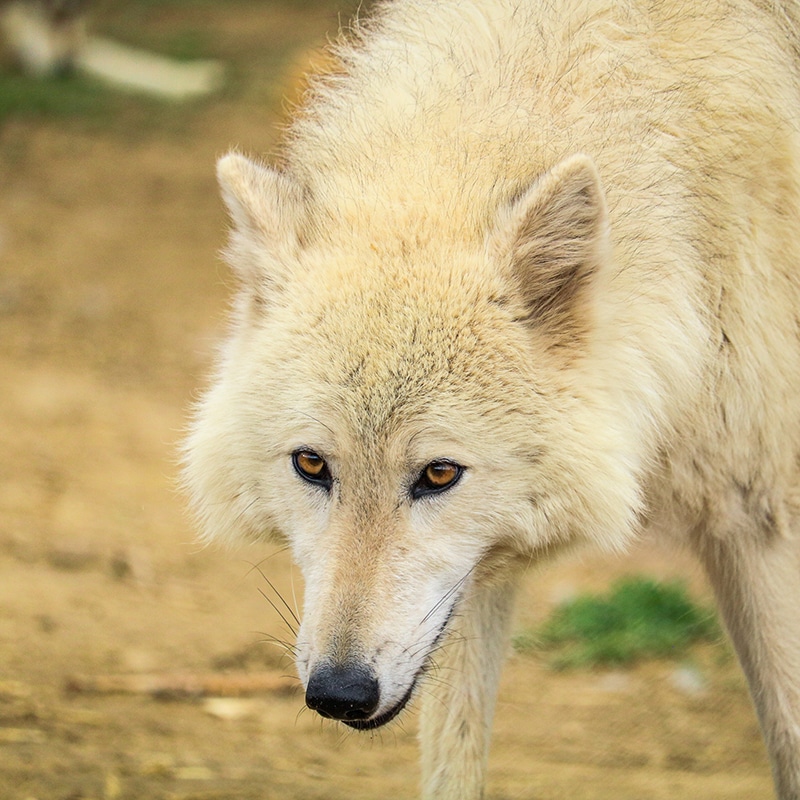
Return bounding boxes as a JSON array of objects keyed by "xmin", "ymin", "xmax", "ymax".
[{"xmin": 0, "ymin": 2, "xmax": 777, "ymax": 798}]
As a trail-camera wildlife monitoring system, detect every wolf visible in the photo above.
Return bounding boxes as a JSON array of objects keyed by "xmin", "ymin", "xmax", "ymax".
[
  {"xmin": 0, "ymin": 1, "xmax": 87, "ymax": 75},
  {"xmin": 183, "ymin": 0, "xmax": 800, "ymax": 797}
]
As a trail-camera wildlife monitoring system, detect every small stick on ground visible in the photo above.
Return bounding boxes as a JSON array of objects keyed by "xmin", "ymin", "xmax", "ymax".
[{"xmin": 64, "ymin": 671, "xmax": 297, "ymax": 700}]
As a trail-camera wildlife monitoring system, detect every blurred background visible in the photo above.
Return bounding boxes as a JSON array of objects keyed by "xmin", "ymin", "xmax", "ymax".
[{"xmin": 0, "ymin": 2, "xmax": 777, "ymax": 798}]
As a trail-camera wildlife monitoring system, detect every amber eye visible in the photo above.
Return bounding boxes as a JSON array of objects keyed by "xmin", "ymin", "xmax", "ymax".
[
  {"xmin": 292, "ymin": 449, "xmax": 333, "ymax": 490},
  {"xmin": 412, "ymin": 460, "xmax": 464, "ymax": 499}
]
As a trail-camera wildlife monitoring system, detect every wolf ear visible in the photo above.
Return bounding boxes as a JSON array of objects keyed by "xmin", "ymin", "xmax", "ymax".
[
  {"xmin": 492, "ymin": 154, "xmax": 610, "ymax": 340},
  {"xmin": 217, "ymin": 152, "xmax": 305, "ymax": 296}
]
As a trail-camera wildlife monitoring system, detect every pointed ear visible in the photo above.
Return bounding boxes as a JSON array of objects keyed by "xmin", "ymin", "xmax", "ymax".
[
  {"xmin": 216, "ymin": 152, "xmax": 305, "ymax": 296},
  {"xmin": 491, "ymin": 154, "xmax": 610, "ymax": 340}
]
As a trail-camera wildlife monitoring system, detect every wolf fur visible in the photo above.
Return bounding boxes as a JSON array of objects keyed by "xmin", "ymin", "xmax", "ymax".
[{"xmin": 183, "ymin": 0, "xmax": 800, "ymax": 797}]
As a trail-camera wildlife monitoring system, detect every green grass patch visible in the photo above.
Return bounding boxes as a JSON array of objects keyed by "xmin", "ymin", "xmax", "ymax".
[
  {"xmin": 514, "ymin": 576, "xmax": 720, "ymax": 670},
  {"xmin": 0, "ymin": 71, "xmax": 118, "ymax": 120},
  {"xmin": 0, "ymin": 67, "xmax": 218, "ymax": 136}
]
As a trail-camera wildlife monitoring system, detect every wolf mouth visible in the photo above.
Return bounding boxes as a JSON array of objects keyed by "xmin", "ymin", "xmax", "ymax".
[
  {"xmin": 342, "ymin": 675, "xmax": 418, "ymax": 730},
  {"xmin": 340, "ymin": 596, "xmax": 460, "ymax": 731}
]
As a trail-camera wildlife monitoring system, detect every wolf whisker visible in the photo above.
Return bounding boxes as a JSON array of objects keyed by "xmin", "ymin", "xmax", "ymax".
[
  {"xmin": 255, "ymin": 631, "xmax": 298, "ymax": 658},
  {"xmin": 257, "ymin": 586, "xmax": 298, "ymax": 638},
  {"xmin": 247, "ymin": 561, "xmax": 301, "ymax": 628}
]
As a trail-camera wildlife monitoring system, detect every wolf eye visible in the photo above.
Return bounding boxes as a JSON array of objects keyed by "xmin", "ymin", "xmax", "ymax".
[
  {"xmin": 411, "ymin": 460, "xmax": 464, "ymax": 499},
  {"xmin": 292, "ymin": 449, "xmax": 333, "ymax": 490}
]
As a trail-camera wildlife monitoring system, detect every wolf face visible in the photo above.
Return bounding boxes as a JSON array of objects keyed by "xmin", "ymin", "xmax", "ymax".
[{"xmin": 183, "ymin": 152, "xmax": 643, "ymax": 728}]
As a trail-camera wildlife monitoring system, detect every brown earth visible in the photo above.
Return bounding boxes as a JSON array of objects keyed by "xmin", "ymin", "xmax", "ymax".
[{"xmin": 0, "ymin": 2, "xmax": 776, "ymax": 798}]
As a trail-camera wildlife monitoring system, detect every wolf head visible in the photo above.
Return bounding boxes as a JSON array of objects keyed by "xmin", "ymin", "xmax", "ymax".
[{"xmin": 183, "ymin": 151, "xmax": 643, "ymax": 727}]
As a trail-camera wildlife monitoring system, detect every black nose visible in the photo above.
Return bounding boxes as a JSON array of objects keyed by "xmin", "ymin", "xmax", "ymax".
[{"xmin": 305, "ymin": 662, "xmax": 380, "ymax": 722}]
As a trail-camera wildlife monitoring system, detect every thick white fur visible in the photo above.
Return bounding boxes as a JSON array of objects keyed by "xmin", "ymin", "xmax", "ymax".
[{"xmin": 184, "ymin": 1, "xmax": 800, "ymax": 797}]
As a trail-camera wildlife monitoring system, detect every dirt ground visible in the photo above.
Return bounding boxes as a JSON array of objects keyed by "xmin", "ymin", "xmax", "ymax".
[{"xmin": 0, "ymin": 2, "xmax": 778, "ymax": 798}]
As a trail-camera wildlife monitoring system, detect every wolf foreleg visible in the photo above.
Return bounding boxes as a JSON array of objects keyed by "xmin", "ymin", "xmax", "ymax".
[
  {"xmin": 694, "ymin": 525, "xmax": 800, "ymax": 800},
  {"xmin": 418, "ymin": 576, "xmax": 519, "ymax": 800}
]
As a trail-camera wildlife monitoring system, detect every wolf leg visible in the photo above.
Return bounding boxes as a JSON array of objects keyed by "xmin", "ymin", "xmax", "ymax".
[
  {"xmin": 693, "ymin": 526, "xmax": 800, "ymax": 800},
  {"xmin": 418, "ymin": 575, "xmax": 520, "ymax": 800}
]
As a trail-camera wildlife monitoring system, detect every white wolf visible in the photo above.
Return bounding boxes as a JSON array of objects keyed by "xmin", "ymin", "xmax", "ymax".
[
  {"xmin": 0, "ymin": 1, "xmax": 87, "ymax": 76},
  {"xmin": 183, "ymin": 0, "xmax": 800, "ymax": 797}
]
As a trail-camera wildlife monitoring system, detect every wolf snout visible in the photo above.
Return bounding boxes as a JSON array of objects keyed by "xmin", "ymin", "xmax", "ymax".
[{"xmin": 305, "ymin": 662, "xmax": 380, "ymax": 722}]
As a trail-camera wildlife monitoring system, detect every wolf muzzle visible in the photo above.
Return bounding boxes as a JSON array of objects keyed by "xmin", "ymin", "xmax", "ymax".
[{"xmin": 305, "ymin": 660, "xmax": 420, "ymax": 730}]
